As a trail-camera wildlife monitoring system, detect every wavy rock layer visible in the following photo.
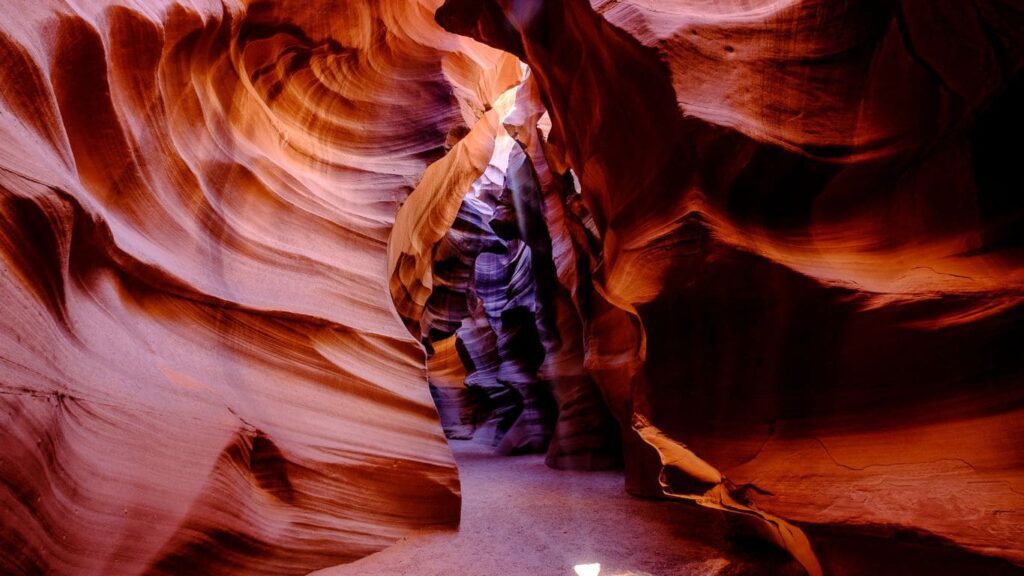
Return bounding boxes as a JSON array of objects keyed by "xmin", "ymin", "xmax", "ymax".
[{"xmin": 0, "ymin": 1, "xmax": 518, "ymax": 574}]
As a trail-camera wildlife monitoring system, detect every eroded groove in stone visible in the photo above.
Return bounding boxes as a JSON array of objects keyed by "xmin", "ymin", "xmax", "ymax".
[{"xmin": 0, "ymin": 2, "xmax": 519, "ymax": 574}]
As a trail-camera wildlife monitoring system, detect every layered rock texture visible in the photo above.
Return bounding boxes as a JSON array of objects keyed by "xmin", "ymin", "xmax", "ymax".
[
  {"xmin": 2, "ymin": 0, "xmax": 1023, "ymax": 574},
  {"xmin": 0, "ymin": 1, "xmax": 505, "ymax": 573}
]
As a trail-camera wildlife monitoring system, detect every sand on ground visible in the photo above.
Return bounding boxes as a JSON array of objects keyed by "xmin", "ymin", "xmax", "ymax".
[{"xmin": 313, "ymin": 438, "xmax": 796, "ymax": 576}]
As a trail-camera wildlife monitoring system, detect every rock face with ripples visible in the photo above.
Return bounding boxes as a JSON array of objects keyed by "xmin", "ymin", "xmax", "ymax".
[
  {"xmin": 3, "ymin": 0, "xmax": 1023, "ymax": 575},
  {"xmin": 0, "ymin": 1, "xmax": 512, "ymax": 573}
]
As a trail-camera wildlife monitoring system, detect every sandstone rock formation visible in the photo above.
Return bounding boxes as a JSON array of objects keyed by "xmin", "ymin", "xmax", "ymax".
[
  {"xmin": 2, "ymin": 0, "xmax": 1023, "ymax": 574},
  {"xmin": 437, "ymin": 0, "xmax": 1024, "ymax": 572},
  {"xmin": 0, "ymin": 1, "xmax": 508, "ymax": 573}
]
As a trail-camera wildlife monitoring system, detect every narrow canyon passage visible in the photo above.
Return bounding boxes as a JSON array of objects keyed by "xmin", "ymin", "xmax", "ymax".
[{"xmin": 1, "ymin": 0, "xmax": 1023, "ymax": 575}]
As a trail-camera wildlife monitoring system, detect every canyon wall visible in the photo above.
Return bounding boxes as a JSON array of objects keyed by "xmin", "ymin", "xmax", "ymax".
[
  {"xmin": 2, "ymin": 0, "xmax": 1023, "ymax": 574},
  {"xmin": 437, "ymin": 0, "xmax": 1024, "ymax": 572},
  {"xmin": 0, "ymin": 1, "xmax": 513, "ymax": 573}
]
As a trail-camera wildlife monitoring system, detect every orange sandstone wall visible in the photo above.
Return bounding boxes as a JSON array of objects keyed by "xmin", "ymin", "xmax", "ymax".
[
  {"xmin": 0, "ymin": 1, "xmax": 513, "ymax": 573},
  {"xmin": 437, "ymin": 0, "xmax": 1024, "ymax": 571}
]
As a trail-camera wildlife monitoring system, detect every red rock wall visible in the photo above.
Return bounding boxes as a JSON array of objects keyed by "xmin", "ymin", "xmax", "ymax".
[
  {"xmin": 0, "ymin": 1, "xmax": 513, "ymax": 573},
  {"xmin": 3, "ymin": 0, "xmax": 1023, "ymax": 573},
  {"xmin": 437, "ymin": 0, "xmax": 1024, "ymax": 571}
]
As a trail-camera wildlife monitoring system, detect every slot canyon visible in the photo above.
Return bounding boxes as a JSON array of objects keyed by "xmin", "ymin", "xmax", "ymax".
[{"xmin": 1, "ymin": 0, "xmax": 1023, "ymax": 574}]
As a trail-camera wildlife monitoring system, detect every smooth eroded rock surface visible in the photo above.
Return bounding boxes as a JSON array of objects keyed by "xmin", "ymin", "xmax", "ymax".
[{"xmin": 3, "ymin": 0, "xmax": 1023, "ymax": 574}]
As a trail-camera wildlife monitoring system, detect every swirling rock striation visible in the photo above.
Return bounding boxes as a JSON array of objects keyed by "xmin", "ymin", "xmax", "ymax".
[{"xmin": 0, "ymin": 1, "xmax": 522, "ymax": 574}]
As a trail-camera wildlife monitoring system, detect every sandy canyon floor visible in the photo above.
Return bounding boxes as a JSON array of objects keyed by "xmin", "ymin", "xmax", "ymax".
[
  {"xmin": 315, "ymin": 437, "xmax": 800, "ymax": 576},
  {"xmin": 314, "ymin": 435, "xmax": 1024, "ymax": 576}
]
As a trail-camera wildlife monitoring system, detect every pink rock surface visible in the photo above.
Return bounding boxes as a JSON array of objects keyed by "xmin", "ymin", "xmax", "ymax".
[{"xmin": 0, "ymin": 1, "xmax": 512, "ymax": 573}]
